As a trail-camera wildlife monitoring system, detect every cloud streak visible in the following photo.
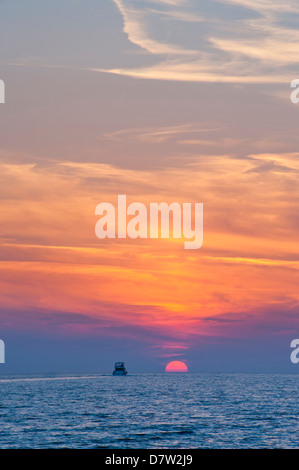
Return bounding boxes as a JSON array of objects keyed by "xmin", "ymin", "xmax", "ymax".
[
  {"xmin": 112, "ymin": 0, "xmax": 198, "ymax": 55},
  {"xmin": 105, "ymin": 0, "xmax": 299, "ymax": 83}
]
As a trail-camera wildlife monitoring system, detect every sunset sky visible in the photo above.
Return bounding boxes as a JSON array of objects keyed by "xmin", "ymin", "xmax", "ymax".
[{"xmin": 0, "ymin": 0, "xmax": 298, "ymax": 373}]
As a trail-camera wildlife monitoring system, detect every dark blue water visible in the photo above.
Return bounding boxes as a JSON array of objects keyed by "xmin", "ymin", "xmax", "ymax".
[{"xmin": 0, "ymin": 374, "xmax": 298, "ymax": 448}]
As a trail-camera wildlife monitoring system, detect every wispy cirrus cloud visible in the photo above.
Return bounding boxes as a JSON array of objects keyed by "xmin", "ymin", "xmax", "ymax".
[
  {"xmin": 104, "ymin": 0, "xmax": 299, "ymax": 83},
  {"xmin": 100, "ymin": 123, "xmax": 223, "ymax": 144},
  {"xmin": 216, "ymin": 0, "xmax": 299, "ymax": 14},
  {"xmin": 112, "ymin": 0, "xmax": 198, "ymax": 55}
]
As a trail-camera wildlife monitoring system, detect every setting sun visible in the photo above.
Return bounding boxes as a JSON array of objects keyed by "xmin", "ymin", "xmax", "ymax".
[{"xmin": 165, "ymin": 361, "xmax": 188, "ymax": 373}]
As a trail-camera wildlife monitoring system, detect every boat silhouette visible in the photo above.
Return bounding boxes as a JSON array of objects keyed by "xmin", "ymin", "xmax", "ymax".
[{"xmin": 112, "ymin": 362, "xmax": 128, "ymax": 376}]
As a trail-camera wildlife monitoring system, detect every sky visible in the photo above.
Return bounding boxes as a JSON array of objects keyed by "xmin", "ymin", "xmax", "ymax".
[{"xmin": 0, "ymin": 0, "xmax": 298, "ymax": 373}]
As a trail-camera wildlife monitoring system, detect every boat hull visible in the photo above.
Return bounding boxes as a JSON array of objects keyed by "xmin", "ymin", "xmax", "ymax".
[{"xmin": 113, "ymin": 370, "xmax": 127, "ymax": 376}]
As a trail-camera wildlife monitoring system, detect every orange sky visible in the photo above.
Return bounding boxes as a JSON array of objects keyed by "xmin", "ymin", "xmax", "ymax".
[
  {"xmin": 0, "ymin": 0, "xmax": 299, "ymax": 371},
  {"xmin": 0, "ymin": 153, "xmax": 298, "ymax": 354}
]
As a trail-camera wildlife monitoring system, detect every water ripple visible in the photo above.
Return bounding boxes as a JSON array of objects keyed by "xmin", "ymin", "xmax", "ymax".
[{"xmin": 0, "ymin": 373, "xmax": 298, "ymax": 448}]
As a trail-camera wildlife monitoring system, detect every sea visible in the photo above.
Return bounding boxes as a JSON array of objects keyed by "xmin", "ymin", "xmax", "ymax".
[{"xmin": 0, "ymin": 373, "xmax": 298, "ymax": 449}]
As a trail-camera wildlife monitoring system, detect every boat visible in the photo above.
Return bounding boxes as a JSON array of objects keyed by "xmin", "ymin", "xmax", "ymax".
[{"xmin": 112, "ymin": 362, "xmax": 128, "ymax": 375}]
